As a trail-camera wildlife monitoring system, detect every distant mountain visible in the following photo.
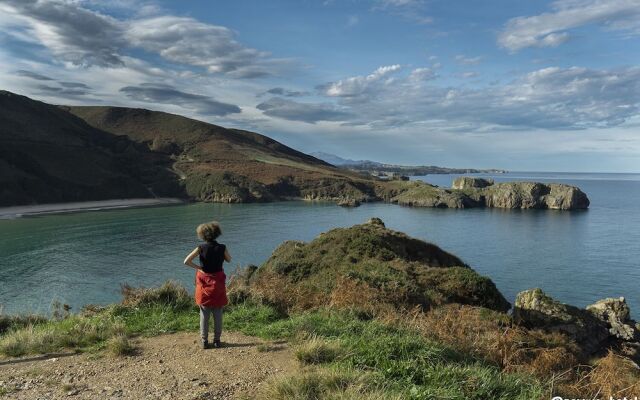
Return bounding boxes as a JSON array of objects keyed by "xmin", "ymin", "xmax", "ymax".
[
  {"xmin": 309, "ymin": 151, "xmax": 381, "ymax": 167},
  {"xmin": 309, "ymin": 151, "xmax": 506, "ymax": 175}
]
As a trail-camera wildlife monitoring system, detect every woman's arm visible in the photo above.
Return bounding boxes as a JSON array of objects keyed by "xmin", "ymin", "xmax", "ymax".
[
  {"xmin": 224, "ymin": 248, "xmax": 232, "ymax": 263},
  {"xmin": 184, "ymin": 247, "xmax": 203, "ymax": 272}
]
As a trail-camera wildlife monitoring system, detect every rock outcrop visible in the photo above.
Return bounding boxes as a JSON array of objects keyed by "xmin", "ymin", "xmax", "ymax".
[
  {"xmin": 337, "ymin": 198, "xmax": 361, "ymax": 207},
  {"xmin": 484, "ymin": 182, "xmax": 590, "ymax": 210},
  {"xmin": 514, "ymin": 289, "xmax": 609, "ymax": 354},
  {"xmin": 247, "ymin": 218, "xmax": 510, "ymax": 312},
  {"xmin": 388, "ymin": 182, "xmax": 481, "ymax": 208},
  {"xmin": 452, "ymin": 177, "xmax": 494, "ymax": 189},
  {"xmin": 587, "ymin": 297, "xmax": 638, "ymax": 341},
  {"xmin": 514, "ymin": 289, "xmax": 639, "ymax": 356}
]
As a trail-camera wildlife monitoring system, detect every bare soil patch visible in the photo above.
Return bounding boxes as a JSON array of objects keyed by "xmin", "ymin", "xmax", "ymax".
[{"xmin": 0, "ymin": 331, "xmax": 295, "ymax": 399}]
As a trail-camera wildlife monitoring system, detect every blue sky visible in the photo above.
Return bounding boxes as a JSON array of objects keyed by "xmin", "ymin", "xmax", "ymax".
[{"xmin": 1, "ymin": 0, "xmax": 639, "ymax": 172}]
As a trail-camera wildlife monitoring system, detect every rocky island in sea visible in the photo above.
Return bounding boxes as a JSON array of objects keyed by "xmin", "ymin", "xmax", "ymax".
[
  {"xmin": 2, "ymin": 219, "xmax": 636, "ymax": 398},
  {"xmin": 1, "ymin": 91, "xmax": 590, "ymax": 212},
  {"xmin": 386, "ymin": 176, "xmax": 590, "ymax": 210}
]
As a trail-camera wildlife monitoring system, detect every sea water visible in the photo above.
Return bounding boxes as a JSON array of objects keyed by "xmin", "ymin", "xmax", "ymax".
[{"xmin": 1, "ymin": 172, "xmax": 639, "ymax": 317}]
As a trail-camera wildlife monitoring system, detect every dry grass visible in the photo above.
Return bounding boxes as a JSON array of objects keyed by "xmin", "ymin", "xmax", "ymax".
[
  {"xmin": 105, "ymin": 334, "xmax": 136, "ymax": 357},
  {"xmin": 407, "ymin": 304, "xmax": 509, "ymax": 364},
  {"xmin": 558, "ymin": 351, "xmax": 640, "ymax": 398},
  {"xmin": 238, "ymin": 270, "xmax": 326, "ymax": 312},
  {"xmin": 244, "ymin": 272, "xmax": 409, "ymax": 318},
  {"xmin": 384, "ymin": 302, "xmax": 590, "ymax": 392},
  {"xmin": 327, "ymin": 276, "xmax": 400, "ymax": 318},
  {"xmin": 295, "ymin": 336, "xmax": 343, "ymax": 365},
  {"xmin": 258, "ymin": 368, "xmax": 398, "ymax": 400}
]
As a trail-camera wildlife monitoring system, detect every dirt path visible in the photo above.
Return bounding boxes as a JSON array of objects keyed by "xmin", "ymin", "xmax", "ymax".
[{"xmin": 0, "ymin": 332, "xmax": 296, "ymax": 399}]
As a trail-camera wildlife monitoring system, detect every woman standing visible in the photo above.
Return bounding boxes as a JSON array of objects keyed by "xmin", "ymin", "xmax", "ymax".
[{"xmin": 183, "ymin": 221, "xmax": 231, "ymax": 349}]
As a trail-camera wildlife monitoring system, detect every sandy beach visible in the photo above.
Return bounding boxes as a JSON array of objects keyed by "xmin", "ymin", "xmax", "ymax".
[{"xmin": 0, "ymin": 198, "xmax": 185, "ymax": 219}]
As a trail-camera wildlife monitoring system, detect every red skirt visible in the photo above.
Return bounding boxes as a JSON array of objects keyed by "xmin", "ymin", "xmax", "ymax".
[{"xmin": 195, "ymin": 270, "xmax": 228, "ymax": 308}]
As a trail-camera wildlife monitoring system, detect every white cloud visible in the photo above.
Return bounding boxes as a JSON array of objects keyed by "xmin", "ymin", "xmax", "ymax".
[
  {"xmin": 256, "ymin": 97, "xmax": 352, "ymax": 123},
  {"xmin": 126, "ymin": 16, "xmax": 278, "ymax": 78},
  {"xmin": 0, "ymin": 0, "xmax": 287, "ymax": 77},
  {"xmin": 305, "ymin": 65, "xmax": 640, "ymax": 131},
  {"xmin": 120, "ymin": 83, "xmax": 241, "ymax": 116},
  {"xmin": 0, "ymin": 0, "xmax": 125, "ymax": 67},
  {"xmin": 409, "ymin": 67, "xmax": 437, "ymax": 81},
  {"xmin": 454, "ymin": 55, "xmax": 483, "ymax": 65},
  {"xmin": 499, "ymin": 0, "xmax": 640, "ymax": 51},
  {"xmin": 458, "ymin": 71, "xmax": 479, "ymax": 79},
  {"xmin": 320, "ymin": 64, "xmax": 401, "ymax": 97}
]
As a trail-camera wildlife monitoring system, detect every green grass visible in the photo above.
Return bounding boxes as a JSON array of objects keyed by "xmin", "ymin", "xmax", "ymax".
[
  {"xmin": 0, "ymin": 284, "xmax": 543, "ymax": 399},
  {"xmin": 295, "ymin": 336, "xmax": 343, "ymax": 365},
  {"xmin": 0, "ymin": 312, "xmax": 125, "ymax": 357},
  {"xmin": 224, "ymin": 305, "xmax": 543, "ymax": 399}
]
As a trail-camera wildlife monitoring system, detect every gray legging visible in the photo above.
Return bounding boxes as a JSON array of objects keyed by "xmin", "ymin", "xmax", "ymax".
[{"xmin": 199, "ymin": 305, "xmax": 223, "ymax": 342}]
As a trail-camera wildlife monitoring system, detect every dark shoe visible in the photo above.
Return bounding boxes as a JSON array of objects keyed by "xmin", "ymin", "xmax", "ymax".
[
  {"xmin": 212, "ymin": 340, "xmax": 221, "ymax": 348},
  {"xmin": 201, "ymin": 340, "xmax": 209, "ymax": 349}
]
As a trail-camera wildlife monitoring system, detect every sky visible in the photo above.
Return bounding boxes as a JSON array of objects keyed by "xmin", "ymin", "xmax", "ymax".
[{"xmin": 0, "ymin": 0, "xmax": 639, "ymax": 172}]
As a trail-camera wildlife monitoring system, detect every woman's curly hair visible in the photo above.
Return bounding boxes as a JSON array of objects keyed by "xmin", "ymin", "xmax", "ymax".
[{"xmin": 197, "ymin": 221, "xmax": 222, "ymax": 242}]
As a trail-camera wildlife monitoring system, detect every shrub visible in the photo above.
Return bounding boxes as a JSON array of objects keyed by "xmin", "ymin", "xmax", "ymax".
[
  {"xmin": 120, "ymin": 280, "xmax": 192, "ymax": 310},
  {"xmin": 0, "ymin": 313, "xmax": 47, "ymax": 335},
  {"xmin": 106, "ymin": 334, "xmax": 136, "ymax": 357}
]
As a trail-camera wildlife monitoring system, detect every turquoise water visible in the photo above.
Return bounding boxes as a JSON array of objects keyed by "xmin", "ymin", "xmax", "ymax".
[{"xmin": 1, "ymin": 172, "xmax": 639, "ymax": 318}]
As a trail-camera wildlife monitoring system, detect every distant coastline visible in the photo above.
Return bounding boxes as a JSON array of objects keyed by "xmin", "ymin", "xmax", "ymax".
[
  {"xmin": 0, "ymin": 198, "xmax": 184, "ymax": 219},
  {"xmin": 309, "ymin": 151, "xmax": 507, "ymax": 178}
]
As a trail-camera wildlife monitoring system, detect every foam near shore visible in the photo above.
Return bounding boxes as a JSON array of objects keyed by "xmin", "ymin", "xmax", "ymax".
[{"xmin": 0, "ymin": 198, "xmax": 184, "ymax": 219}]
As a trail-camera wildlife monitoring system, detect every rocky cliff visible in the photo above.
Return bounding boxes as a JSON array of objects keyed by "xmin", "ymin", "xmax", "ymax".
[{"xmin": 483, "ymin": 181, "xmax": 590, "ymax": 210}]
